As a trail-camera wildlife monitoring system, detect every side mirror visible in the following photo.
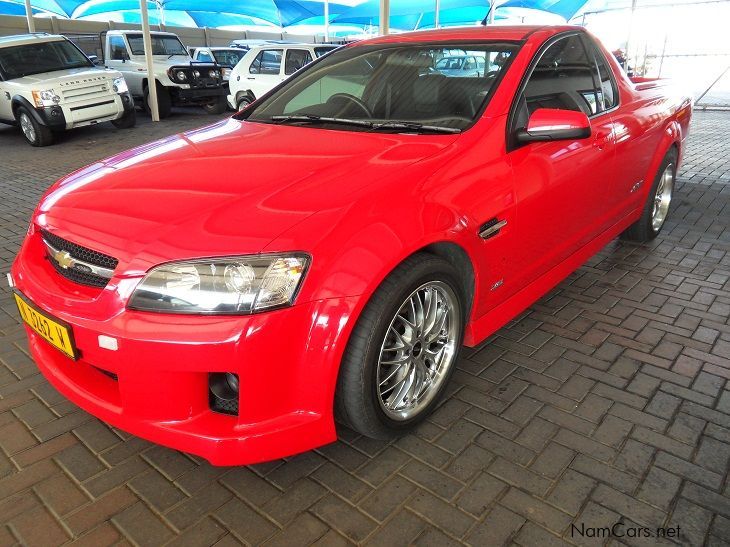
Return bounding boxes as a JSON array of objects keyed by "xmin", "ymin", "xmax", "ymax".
[{"xmin": 515, "ymin": 108, "xmax": 591, "ymax": 144}]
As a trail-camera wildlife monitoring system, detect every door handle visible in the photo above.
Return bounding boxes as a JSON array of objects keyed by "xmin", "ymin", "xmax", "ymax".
[
  {"xmin": 246, "ymin": 77, "xmax": 255, "ymax": 80},
  {"xmin": 479, "ymin": 218, "xmax": 507, "ymax": 240}
]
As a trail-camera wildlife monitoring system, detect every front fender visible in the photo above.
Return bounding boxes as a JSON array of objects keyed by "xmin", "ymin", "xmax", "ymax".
[{"xmin": 11, "ymin": 95, "xmax": 66, "ymax": 129}]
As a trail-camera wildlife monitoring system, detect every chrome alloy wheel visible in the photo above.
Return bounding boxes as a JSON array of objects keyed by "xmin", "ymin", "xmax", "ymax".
[
  {"xmin": 376, "ymin": 281, "xmax": 459, "ymax": 421},
  {"xmin": 19, "ymin": 112, "xmax": 36, "ymax": 143},
  {"xmin": 652, "ymin": 163, "xmax": 674, "ymax": 232}
]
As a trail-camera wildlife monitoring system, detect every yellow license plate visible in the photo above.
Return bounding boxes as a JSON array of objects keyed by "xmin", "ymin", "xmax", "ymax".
[{"xmin": 14, "ymin": 292, "xmax": 78, "ymax": 360}]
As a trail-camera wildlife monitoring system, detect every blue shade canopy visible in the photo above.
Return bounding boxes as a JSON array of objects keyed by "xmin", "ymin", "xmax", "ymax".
[
  {"xmin": 0, "ymin": 0, "xmax": 353, "ymax": 26},
  {"xmin": 0, "ymin": 0, "xmax": 595, "ymax": 28},
  {"xmin": 497, "ymin": 0, "xmax": 590, "ymax": 19},
  {"xmin": 334, "ymin": 3, "xmax": 492, "ymax": 28}
]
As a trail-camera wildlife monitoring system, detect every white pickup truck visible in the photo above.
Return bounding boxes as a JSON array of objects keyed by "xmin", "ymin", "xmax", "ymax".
[
  {"xmin": 0, "ymin": 33, "xmax": 135, "ymax": 146},
  {"xmin": 102, "ymin": 30, "xmax": 228, "ymax": 118}
]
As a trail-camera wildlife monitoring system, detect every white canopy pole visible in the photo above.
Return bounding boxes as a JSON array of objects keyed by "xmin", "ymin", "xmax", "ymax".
[
  {"xmin": 140, "ymin": 0, "xmax": 160, "ymax": 121},
  {"xmin": 379, "ymin": 0, "xmax": 390, "ymax": 36},
  {"xmin": 487, "ymin": 0, "xmax": 497, "ymax": 24},
  {"xmin": 24, "ymin": 0, "xmax": 35, "ymax": 32},
  {"xmin": 324, "ymin": 0, "xmax": 329, "ymax": 42},
  {"xmin": 157, "ymin": 1, "xmax": 166, "ymax": 26},
  {"xmin": 434, "ymin": 0, "xmax": 440, "ymax": 28}
]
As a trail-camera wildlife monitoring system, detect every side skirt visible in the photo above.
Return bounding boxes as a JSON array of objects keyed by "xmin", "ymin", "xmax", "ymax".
[{"xmin": 464, "ymin": 209, "xmax": 642, "ymax": 347}]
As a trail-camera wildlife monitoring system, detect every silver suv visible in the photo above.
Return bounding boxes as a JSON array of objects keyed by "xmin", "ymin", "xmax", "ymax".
[{"xmin": 0, "ymin": 33, "xmax": 135, "ymax": 146}]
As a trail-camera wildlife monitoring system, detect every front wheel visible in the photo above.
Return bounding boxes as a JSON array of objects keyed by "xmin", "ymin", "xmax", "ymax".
[
  {"xmin": 143, "ymin": 83, "xmax": 172, "ymax": 119},
  {"xmin": 112, "ymin": 107, "xmax": 136, "ymax": 129},
  {"xmin": 203, "ymin": 95, "xmax": 227, "ymax": 115},
  {"xmin": 336, "ymin": 253, "xmax": 465, "ymax": 439},
  {"xmin": 236, "ymin": 95, "xmax": 253, "ymax": 111},
  {"xmin": 622, "ymin": 148, "xmax": 677, "ymax": 242},
  {"xmin": 16, "ymin": 107, "xmax": 53, "ymax": 147}
]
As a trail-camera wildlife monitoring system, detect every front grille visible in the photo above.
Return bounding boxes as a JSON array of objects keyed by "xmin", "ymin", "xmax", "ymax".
[
  {"xmin": 59, "ymin": 78, "xmax": 112, "ymax": 103},
  {"xmin": 41, "ymin": 229, "xmax": 118, "ymax": 288},
  {"xmin": 47, "ymin": 256, "xmax": 108, "ymax": 287}
]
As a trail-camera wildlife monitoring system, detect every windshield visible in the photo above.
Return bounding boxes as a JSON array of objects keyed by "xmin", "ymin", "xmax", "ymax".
[
  {"xmin": 127, "ymin": 34, "xmax": 188, "ymax": 56},
  {"xmin": 246, "ymin": 42, "xmax": 518, "ymax": 132},
  {"xmin": 0, "ymin": 40, "xmax": 92, "ymax": 80},
  {"xmin": 212, "ymin": 49, "xmax": 245, "ymax": 66}
]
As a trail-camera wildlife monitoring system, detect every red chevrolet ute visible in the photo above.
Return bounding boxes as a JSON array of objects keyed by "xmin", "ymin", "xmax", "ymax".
[{"xmin": 11, "ymin": 26, "xmax": 692, "ymax": 465}]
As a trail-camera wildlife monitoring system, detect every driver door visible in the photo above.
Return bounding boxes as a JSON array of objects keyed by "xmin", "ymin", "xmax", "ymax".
[
  {"xmin": 247, "ymin": 48, "xmax": 283, "ymax": 97},
  {"xmin": 506, "ymin": 33, "xmax": 617, "ymax": 293}
]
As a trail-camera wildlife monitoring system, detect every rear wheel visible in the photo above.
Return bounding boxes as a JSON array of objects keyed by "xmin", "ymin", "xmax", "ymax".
[
  {"xmin": 622, "ymin": 148, "xmax": 677, "ymax": 242},
  {"xmin": 16, "ymin": 107, "xmax": 53, "ymax": 147},
  {"xmin": 143, "ymin": 83, "xmax": 172, "ymax": 119},
  {"xmin": 336, "ymin": 253, "xmax": 465, "ymax": 439},
  {"xmin": 203, "ymin": 95, "xmax": 227, "ymax": 115}
]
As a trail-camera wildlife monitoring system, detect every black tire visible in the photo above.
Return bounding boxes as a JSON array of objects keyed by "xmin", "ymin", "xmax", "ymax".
[
  {"xmin": 143, "ymin": 83, "xmax": 172, "ymax": 119},
  {"xmin": 335, "ymin": 253, "xmax": 466, "ymax": 439},
  {"xmin": 621, "ymin": 148, "xmax": 677, "ymax": 242},
  {"xmin": 236, "ymin": 95, "xmax": 253, "ymax": 111},
  {"xmin": 111, "ymin": 107, "xmax": 136, "ymax": 129},
  {"xmin": 16, "ymin": 107, "xmax": 53, "ymax": 147},
  {"xmin": 203, "ymin": 95, "xmax": 227, "ymax": 115}
]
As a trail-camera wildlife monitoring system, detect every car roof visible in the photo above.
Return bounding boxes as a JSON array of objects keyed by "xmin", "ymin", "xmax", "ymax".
[
  {"xmin": 361, "ymin": 25, "xmax": 580, "ymax": 45},
  {"xmin": 0, "ymin": 33, "xmax": 65, "ymax": 47},
  {"xmin": 247, "ymin": 43, "xmax": 328, "ymax": 51},
  {"xmin": 110, "ymin": 30, "xmax": 178, "ymax": 37}
]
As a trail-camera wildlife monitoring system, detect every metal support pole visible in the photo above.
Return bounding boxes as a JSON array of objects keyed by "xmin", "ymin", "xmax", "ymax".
[
  {"xmin": 24, "ymin": 0, "xmax": 35, "ymax": 32},
  {"xmin": 140, "ymin": 0, "xmax": 160, "ymax": 122},
  {"xmin": 658, "ymin": 33, "xmax": 668, "ymax": 77},
  {"xmin": 695, "ymin": 65, "xmax": 730, "ymax": 104},
  {"xmin": 324, "ymin": 0, "xmax": 330, "ymax": 42},
  {"xmin": 435, "ymin": 0, "xmax": 440, "ymax": 28},
  {"xmin": 379, "ymin": 0, "xmax": 390, "ymax": 36},
  {"xmin": 624, "ymin": 0, "xmax": 638, "ymax": 71}
]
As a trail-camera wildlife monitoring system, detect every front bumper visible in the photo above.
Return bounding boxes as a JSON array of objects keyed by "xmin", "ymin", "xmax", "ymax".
[
  {"xmin": 11, "ymin": 232, "xmax": 358, "ymax": 465},
  {"xmin": 37, "ymin": 92, "xmax": 133, "ymax": 131},
  {"xmin": 171, "ymin": 84, "xmax": 229, "ymax": 105}
]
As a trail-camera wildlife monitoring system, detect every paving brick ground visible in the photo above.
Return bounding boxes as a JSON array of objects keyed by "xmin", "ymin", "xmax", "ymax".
[{"xmin": 0, "ymin": 108, "xmax": 728, "ymax": 546}]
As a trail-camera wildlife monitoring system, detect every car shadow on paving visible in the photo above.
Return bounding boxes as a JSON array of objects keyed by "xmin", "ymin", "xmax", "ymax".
[{"xmin": 0, "ymin": 110, "xmax": 728, "ymax": 546}]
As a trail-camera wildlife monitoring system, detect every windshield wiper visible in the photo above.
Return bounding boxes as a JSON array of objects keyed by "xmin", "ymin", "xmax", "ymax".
[
  {"xmin": 369, "ymin": 121, "xmax": 461, "ymax": 134},
  {"xmin": 269, "ymin": 115, "xmax": 374, "ymax": 128}
]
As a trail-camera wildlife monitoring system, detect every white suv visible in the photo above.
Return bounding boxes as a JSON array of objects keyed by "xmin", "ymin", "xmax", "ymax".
[
  {"xmin": 103, "ymin": 30, "xmax": 228, "ymax": 118},
  {"xmin": 0, "ymin": 33, "xmax": 135, "ymax": 146},
  {"xmin": 227, "ymin": 43, "xmax": 338, "ymax": 110}
]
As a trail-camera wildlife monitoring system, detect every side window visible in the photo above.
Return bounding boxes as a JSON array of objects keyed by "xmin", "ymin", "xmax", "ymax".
[
  {"xmin": 587, "ymin": 40, "xmax": 619, "ymax": 111},
  {"xmin": 250, "ymin": 49, "xmax": 282, "ymax": 75},
  {"xmin": 285, "ymin": 49, "xmax": 313, "ymax": 75},
  {"xmin": 197, "ymin": 51, "xmax": 213, "ymax": 62},
  {"xmin": 522, "ymin": 34, "xmax": 599, "ymax": 118},
  {"xmin": 109, "ymin": 36, "xmax": 128, "ymax": 60}
]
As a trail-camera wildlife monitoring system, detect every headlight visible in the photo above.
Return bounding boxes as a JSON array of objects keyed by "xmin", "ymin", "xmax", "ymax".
[
  {"xmin": 192, "ymin": 70, "xmax": 201, "ymax": 78},
  {"xmin": 112, "ymin": 76, "xmax": 128, "ymax": 94},
  {"xmin": 128, "ymin": 254, "xmax": 309, "ymax": 314},
  {"xmin": 176, "ymin": 70, "xmax": 187, "ymax": 81},
  {"xmin": 209, "ymin": 69, "xmax": 220, "ymax": 79},
  {"xmin": 31, "ymin": 89, "xmax": 60, "ymax": 108}
]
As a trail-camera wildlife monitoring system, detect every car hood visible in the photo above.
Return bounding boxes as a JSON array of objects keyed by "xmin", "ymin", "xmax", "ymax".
[
  {"xmin": 36, "ymin": 117, "xmax": 459, "ymax": 274},
  {"xmin": 11, "ymin": 67, "xmax": 117, "ymax": 87}
]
